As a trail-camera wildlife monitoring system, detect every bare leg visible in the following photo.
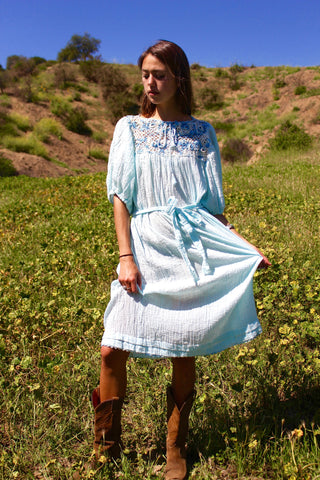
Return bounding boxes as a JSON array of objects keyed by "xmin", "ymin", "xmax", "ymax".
[
  {"xmin": 171, "ymin": 357, "xmax": 196, "ymax": 408},
  {"xmin": 99, "ymin": 347, "xmax": 129, "ymax": 401}
]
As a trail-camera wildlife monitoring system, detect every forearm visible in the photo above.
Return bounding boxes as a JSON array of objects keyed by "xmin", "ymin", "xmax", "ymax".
[{"xmin": 113, "ymin": 195, "xmax": 132, "ymax": 255}]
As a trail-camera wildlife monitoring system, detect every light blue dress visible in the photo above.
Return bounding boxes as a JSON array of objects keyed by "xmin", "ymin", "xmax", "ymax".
[{"xmin": 101, "ymin": 115, "xmax": 262, "ymax": 358}]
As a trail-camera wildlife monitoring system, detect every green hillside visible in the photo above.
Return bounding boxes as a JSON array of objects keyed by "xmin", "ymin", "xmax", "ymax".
[{"xmin": 1, "ymin": 58, "xmax": 320, "ymax": 177}]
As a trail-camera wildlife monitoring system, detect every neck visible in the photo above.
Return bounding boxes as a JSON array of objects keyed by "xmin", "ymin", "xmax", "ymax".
[{"xmin": 152, "ymin": 104, "xmax": 191, "ymax": 122}]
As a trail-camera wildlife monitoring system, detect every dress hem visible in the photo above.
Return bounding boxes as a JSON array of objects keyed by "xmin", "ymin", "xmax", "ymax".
[{"xmin": 101, "ymin": 324, "xmax": 262, "ymax": 359}]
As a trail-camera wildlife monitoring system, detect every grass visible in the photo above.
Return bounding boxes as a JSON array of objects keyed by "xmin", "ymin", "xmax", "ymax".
[
  {"xmin": 33, "ymin": 117, "xmax": 63, "ymax": 142},
  {"xmin": 1, "ymin": 133, "xmax": 50, "ymax": 159},
  {"xmin": 1, "ymin": 146, "xmax": 320, "ymax": 479}
]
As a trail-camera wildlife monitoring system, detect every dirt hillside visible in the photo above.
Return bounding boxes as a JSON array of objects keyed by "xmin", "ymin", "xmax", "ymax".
[{"xmin": 1, "ymin": 63, "xmax": 320, "ymax": 177}]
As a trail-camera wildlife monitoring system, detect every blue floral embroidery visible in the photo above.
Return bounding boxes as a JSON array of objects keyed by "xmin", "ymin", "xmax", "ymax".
[{"xmin": 127, "ymin": 116, "xmax": 213, "ymax": 159}]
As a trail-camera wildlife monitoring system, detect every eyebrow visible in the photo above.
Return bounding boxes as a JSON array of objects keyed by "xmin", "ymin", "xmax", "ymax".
[{"xmin": 141, "ymin": 69, "xmax": 166, "ymax": 73}]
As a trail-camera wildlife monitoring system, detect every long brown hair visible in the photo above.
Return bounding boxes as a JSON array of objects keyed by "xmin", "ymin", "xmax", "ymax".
[{"xmin": 138, "ymin": 40, "xmax": 193, "ymax": 117}]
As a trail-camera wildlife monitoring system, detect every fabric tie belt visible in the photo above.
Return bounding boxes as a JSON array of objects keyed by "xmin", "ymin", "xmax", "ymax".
[{"xmin": 132, "ymin": 196, "xmax": 212, "ymax": 283}]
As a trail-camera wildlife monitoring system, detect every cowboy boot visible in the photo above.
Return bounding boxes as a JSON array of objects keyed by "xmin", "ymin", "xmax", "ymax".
[
  {"xmin": 92, "ymin": 387, "xmax": 124, "ymax": 460},
  {"xmin": 165, "ymin": 387, "xmax": 195, "ymax": 480}
]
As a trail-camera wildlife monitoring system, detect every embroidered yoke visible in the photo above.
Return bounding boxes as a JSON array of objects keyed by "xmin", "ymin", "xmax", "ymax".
[{"xmin": 101, "ymin": 115, "xmax": 262, "ymax": 358}]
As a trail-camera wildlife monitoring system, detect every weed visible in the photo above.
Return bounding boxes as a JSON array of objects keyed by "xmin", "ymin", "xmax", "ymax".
[
  {"xmin": 269, "ymin": 120, "xmax": 312, "ymax": 151},
  {"xmin": 295, "ymin": 85, "xmax": 307, "ymax": 95},
  {"xmin": 0, "ymin": 93, "xmax": 11, "ymax": 108},
  {"xmin": 197, "ymin": 87, "xmax": 223, "ymax": 111},
  {"xmin": 88, "ymin": 148, "xmax": 107, "ymax": 160},
  {"xmin": 0, "ymin": 155, "xmax": 18, "ymax": 176},
  {"xmin": 221, "ymin": 138, "xmax": 252, "ymax": 162},
  {"xmin": 33, "ymin": 118, "xmax": 63, "ymax": 142},
  {"xmin": 92, "ymin": 131, "xmax": 108, "ymax": 143},
  {"xmin": 2, "ymin": 133, "xmax": 50, "ymax": 158}
]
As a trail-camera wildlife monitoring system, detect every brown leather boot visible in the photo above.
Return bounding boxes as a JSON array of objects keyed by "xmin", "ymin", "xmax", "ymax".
[
  {"xmin": 92, "ymin": 387, "xmax": 124, "ymax": 460},
  {"xmin": 165, "ymin": 387, "xmax": 195, "ymax": 480}
]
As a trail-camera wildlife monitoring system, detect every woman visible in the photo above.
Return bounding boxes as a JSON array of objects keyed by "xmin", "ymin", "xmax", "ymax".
[{"xmin": 92, "ymin": 40, "xmax": 270, "ymax": 480}]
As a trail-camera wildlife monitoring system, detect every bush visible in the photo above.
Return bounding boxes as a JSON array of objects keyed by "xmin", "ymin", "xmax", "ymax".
[
  {"xmin": 92, "ymin": 131, "xmax": 108, "ymax": 143},
  {"xmin": 65, "ymin": 107, "xmax": 91, "ymax": 135},
  {"xmin": 88, "ymin": 148, "xmax": 107, "ymax": 160},
  {"xmin": 294, "ymin": 85, "xmax": 307, "ymax": 95},
  {"xmin": 213, "ymin": 121, "xmax": 234, "ymax": 134},
  {"xmin": 197, "ymin": 87, "xmax": 223, "ymax": 110},
  {"xmin": 2, "ymin": 134, "xmax": 49, "ymax": 158},
  {"xmin": 274, "ymin": 78, "xmax": 287, "ymax": 89},
  {"xmin": 0, "ymin": 94, "xmax": 11, "ymax": 108},
  {"xmin": 50, "ymin": 97, "xmax": 91, "ymax": 135},
  {"xmin": 33, "ymin": 118, "xmax": 63, "ymax": 142},
  {"xmin": 269, "ymin": 120, "xmax": 312, "ymax": 151},
  {"xmin": 214, "ymin": 68, "xmax": 229, "ymax": 78},
  {"xmin": 99, "ymin": 65, "xmax": 129, "ymax": 100},
  {"xmin": 105, "ymin": 92, "xmax": 139, "ymax": 125},
  {"xmin": 221, "ymin": 138, "xmax": 252, "ymax": 163},
  {"xmin": 132, "ymin": 83, "xmax": 144, "ymax": 100},
  {"xmin": 191, "ymin": 63, "xmax": 202, "ymax": 70},
  {"xmin": 0, "ymin": 155, "xmax": 18, "ymax": 176},
  {"xmin": 7, "ymin": 113, "xmax": 31, "ymax": 132},
  {"xmin": 54, "ymin": 64, "xmax": 77, "ymax": 89},
  {"xmin": 229, "ymin": 63, "xmax": 245, "ymax": 74},
  {"xmin": 79, "ymin": 60, "xmax": 102, "ymax": 82}
]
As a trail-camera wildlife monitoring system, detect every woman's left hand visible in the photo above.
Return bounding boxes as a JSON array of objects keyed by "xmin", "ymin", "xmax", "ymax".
[{"xmin": 253, "ymin": 247, "xmax": 271, "ymax": 269}]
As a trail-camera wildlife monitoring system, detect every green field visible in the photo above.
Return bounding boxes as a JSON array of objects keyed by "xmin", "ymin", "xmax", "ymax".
[{"xmin": 1, "ymin": 146, "xmax": 320, "ymax": 479}]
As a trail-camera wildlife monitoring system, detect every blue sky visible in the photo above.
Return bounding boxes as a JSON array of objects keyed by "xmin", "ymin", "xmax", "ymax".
[{"xmin": 1, "ymin": 0, "xmax": 320, "ymax": 69}]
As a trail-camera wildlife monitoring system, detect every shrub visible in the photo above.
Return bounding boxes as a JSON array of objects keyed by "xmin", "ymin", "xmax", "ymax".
[
  {"xmin": 54, "ymin": 64, "xmax": 77, "ymax": 89},
  {"xmin": 294, "ymin": 85, "xmax": 306, "ymax": 95},
  {"xmin": 0, "ymin": 94, "xmax": 11, "ymax": 108},
  {"xmin": 132, "ymin": 83, "xmax": 144, "ymax": 100},
  {"xmin": 99, "ymin": 64, "xmax": 129, "ymax": 100},
  {"xmin": 88, "ymin": 148, "xmax": 107, "ymax": 160},
  {"xmin": 197, "ymin": 87, "xmax": 223, "ymax": 110},
  {"xmin": 269, "ymin": 120, "xmax": 312, "ymax": 151},
  {"xmin": 92, "ymin": 131, "xmax": 108, "ymax": 143},
  {"xmin": 7, "ymin": 113, "xmax": 31, "ymax": 132},
  {"xmin": 273, "ymin": 78, "xmax": 286, "ymax": 89},
  {"xmin": 33, "ymin": 118, "xmax": 63, "ymax": 142},
  {"xmin": 312, "ymin": 109, "xmax": 320, "ymax": 124},
  {"xmin": 50, "ymin": 96, "xmax": 91, "ymax": 135},
  {"xmin": 0, "ymin": 155, "xmax": 18, "ymax": 176},
  {"xmin": 229, "ymin": 63, "xmax": 245, "ymax": 74},
  {"xmin": 65, "ymin": 107, "xmax": 92, "ymax": 135},
  {"xmin": 0, "ymin": 70, "xmax": 9, "ymax": 94},
  {"xmin": 191, "ymin": 63, "xmax": 202, "ymax": 70},
  {"xmin": 213, "ymin": 121, "xmax": 234, "ymax": 134},
  {"xmin": 214, "ymin": 68, "xmax": 229, "ymax": 78},
  {"xmin": 105, "ymin": 92, "xmax": 139, "ymax": 125},
  {"xmin": 79, "ymin": 59, "xmax": 102, "ymax": 82},
  {"xmin": 2, "ymin": 134, "xmax": 49, "ymax": 158},
  {"xmin": 221, "ymin": 138, "xmax": 252, "ymax": 163}
]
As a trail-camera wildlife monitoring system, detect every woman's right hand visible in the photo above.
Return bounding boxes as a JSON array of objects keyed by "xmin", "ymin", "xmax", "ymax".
[{"xmin": 119, "ymin": 256, "xmax": 142, "ymax": 294}]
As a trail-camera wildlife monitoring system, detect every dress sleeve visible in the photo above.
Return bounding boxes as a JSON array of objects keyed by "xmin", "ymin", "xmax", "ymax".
[
  {"xmin": 106, "ymin": 116, "xmax": 136, "ymax": 214},
  {"xmin": 201, "ymin": 123, "xmax": 225, "ymax": 215}
]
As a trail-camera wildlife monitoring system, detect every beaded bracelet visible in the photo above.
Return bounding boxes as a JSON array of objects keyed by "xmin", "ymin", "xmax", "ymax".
[{"xmin": 119, "ymin": 253, "xmax": 134, "ymax": 258}]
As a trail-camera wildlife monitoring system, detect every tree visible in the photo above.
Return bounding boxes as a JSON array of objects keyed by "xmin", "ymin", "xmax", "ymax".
[{"xmin": 57, "ymin": 33, "xmax": 101, "ymax": 62}]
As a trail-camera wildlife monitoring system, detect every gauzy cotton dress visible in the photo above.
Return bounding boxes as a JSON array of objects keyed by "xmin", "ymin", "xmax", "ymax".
[{"xmin": 101, "ymin": 115, "xmax": 262, "ymax": 358}]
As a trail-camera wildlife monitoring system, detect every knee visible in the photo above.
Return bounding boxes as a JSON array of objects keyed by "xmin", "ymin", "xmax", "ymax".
[{"xmin": 100, "ymin": 346, "xmax": 129, "ymax": 367}]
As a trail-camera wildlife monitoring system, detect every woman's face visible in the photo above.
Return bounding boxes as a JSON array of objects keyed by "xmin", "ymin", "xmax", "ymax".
[{"xmin": 141, "ymin": 54, "xmax": 177, "ymax": 108}]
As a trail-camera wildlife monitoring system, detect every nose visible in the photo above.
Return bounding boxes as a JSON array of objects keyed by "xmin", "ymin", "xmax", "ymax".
[{"xmin": 147, "ymin": 74, "xmax": 156, "ymax": 86}]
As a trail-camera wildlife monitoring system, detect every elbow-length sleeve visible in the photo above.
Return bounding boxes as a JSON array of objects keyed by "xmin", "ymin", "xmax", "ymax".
[
  {"xmin": 106, "ymin": 116, "xmax": 136, "ymax": 214},
  {"xmin": 201, "ymin": 123, "xmax": 225, "ymax": 215}
]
